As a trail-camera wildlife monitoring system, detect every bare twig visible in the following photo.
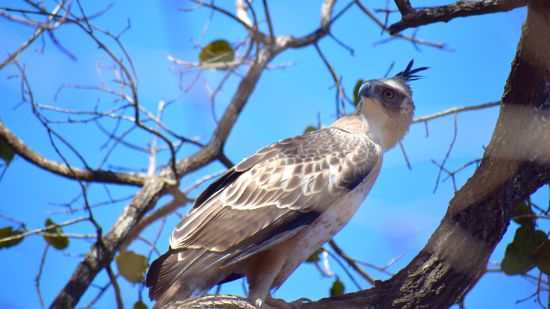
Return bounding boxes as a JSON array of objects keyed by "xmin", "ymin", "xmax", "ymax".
[
  {"xmin": 398, "ymin": 141, "xmax": 412, "ymax": 170},
  {"xmin": 189, "ymin": 0, "xmax": 267, "ymax": 43},
  {"xmin": 35, "ymin": 244, "xmax": 49, "ymax": 309},
  {"xmin": 314, "ymin": 43, "xmax": 347, "ymax": 117},
  {"xmin": 432, "ymin": 113, "xmax": 458, "ymax": 193},
  {"xmin": 329, "ymin": 240, "xmax": 377, "ymax": 285},
  {"xmin": 354, "ymin": 0, "xmax": 448, "ymax": 50},
  {"xmin": 0, "ymin": 216, "xmax": 89, "ymax": 244},
  {"xmin": 0, "ymin": 1, "xmax": 66, "ymax": 70},
  {"xmin": 104, "ymin": 265, "xmax": 123, "ymax": 309},
  {"xmin": 83, "ymin": 281, "xmax": 112, "ymax": 309},
  {"xmin": 326, "ymin": 249, "xmax": 362, "ymax": 290},
  {"xmin": 262, "ymin": 0, "xmax": 275, "ymax": 42},
  {"xmin": 413, "ymin": 101, "xmax": 499, "ymax": 123}
]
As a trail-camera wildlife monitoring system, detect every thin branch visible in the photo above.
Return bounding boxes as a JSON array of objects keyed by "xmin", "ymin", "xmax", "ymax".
[
  {"xmin": 354, "ymin": 0, "xmax": 448, "ymax": 50},
  {"xmin": 104, "ymin": 265, "xmax": 123, "ymax": 309},
  {"xmin": 329, "ymin": 240, "xmax": 377, "ymax": 285},
  {"xmin": 398, "ymin": 141, "xmax": 412, "ymax": 170},
  {"xmin": 83, "ymin": 281, "xmax": 112, "ymax": 309},
  {"xmin": 314, "ymin": 43, "xmax": 346, "ymax": 117},
  {"xmin": 432, "ymin": 113, "xmax": 458, "ymax": 193},
  {"xmin": 188, "ymin": 0, "xmax": 268, "ymax": 43},
  {"xmin": 0, "ymin": 216, "xmax": 89, "ymax": 244},
  {"xmin": 35, "ymin": 244, "xmax": 49, "ymax": 309},
  {"xmin": 0, "ymin": 121, "xmax": 147, "ymax": 186},
  {"xmin": 389, "ymin": 0, "xmax": 527, "ymax": 34},
  {"xmin": 326, "ymin": 250, "xmax": 362, "ymax": 290},
  {"xmin": 413, "ymin": 101, "xmax": 499, "ymax": 123},
  {"xmin": 0, "ymin": 1, "xmax": 66, "ymax": 70},
  {"xmin": 262, "ymin": 0, "xmax": 275, "ymax": 42}
]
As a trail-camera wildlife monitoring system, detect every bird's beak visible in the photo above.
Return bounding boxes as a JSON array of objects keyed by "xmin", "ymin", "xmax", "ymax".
[{"xmin": 358, "ymin": 82, "xmax": 370, "ymax": 98}]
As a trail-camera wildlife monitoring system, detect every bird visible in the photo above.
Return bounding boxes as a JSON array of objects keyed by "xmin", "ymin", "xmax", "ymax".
[{"xmin": 146, "ymin": 60, "xmax": 427, "ymax": 308}]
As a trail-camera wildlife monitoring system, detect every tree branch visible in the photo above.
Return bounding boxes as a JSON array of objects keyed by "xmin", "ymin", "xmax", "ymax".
[
  {"xmin": 284, "ymin": 0, "xmax": 337, "ymax": 48},
  {"xmin": 0, "ymin": 121, "xmax": 147, "ymax": 186},
  {"xmin": 0, "ymin": 1, "xmax": 67, "ymax": 70},
  {"xmin": 119, "ymin": 188, "xmax": 188, "ymax": 252},
  {"xmin": 353, "ymin": 0, "xmax": 448, "ymax": 50},
  {"xmin": 389, "ymin": 0, "xmax": 527, "ymax": 34},
  {"xmin": 413, "ymin": 101, "xmax": 499, "ymax": 123},
  {"xmin": 328, "ymin": 240, "xmax": 376, "ymax": 285}
]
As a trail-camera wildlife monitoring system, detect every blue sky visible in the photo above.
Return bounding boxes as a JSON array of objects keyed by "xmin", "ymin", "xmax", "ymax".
[{"xmin": 0, "ymin": 1, "xmax": 547, "ymax": 308}]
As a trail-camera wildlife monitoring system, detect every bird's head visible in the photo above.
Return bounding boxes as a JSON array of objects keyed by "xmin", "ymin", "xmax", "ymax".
[{"xmin": 356, "ymin": 60, "xmax": 427, "ymax": 151}]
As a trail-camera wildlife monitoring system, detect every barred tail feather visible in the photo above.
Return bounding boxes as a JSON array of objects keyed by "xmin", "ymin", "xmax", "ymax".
[{"xmin": 145, "ymin": 249, "xmax": 232, "ymax": 307}]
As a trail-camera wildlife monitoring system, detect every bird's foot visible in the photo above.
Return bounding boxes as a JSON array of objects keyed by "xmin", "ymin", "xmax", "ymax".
[{"xmin": 254, "ymin": 298, "xmax": 263, "ymax": 309}]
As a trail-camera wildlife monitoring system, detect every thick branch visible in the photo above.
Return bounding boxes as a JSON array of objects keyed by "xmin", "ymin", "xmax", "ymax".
[
  {"xmin": 389, "ymin": 0, "xmax": 527, "ymax": 34},
  {"xmin": 394, "ymin": 0, "xmax": 413, "ymax": 16},
  {"xmin": 283, "ymin": 0, "xmax": 337, "ymax": 48},
  {"xmin": 0, "ymin": 121, "xmax": 146, "ymax": 186},
  {"xmin": 119, "ymin": 188, "xmax": 188, "ymax": 251}
]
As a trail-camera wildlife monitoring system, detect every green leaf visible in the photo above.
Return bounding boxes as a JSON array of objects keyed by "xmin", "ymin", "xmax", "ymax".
[
  {"xmin": 535, "ymin": 240, "xmax": 550, "ymax": 275},
  {"xmin": 512, "ymin": 201, "xmax": 535, "ymax": 227},
  {"xmin": 501, "ymin": 226, "xmax": 541, "ymax": 275},
  {"xmin": 0, "ymin": 140, "xmax": 15, "ymax": 164},
  {"xmin": 43, "ymin": 219, "xmax": 69, "ymax": 250},
  {"xmin": 352, "ymin": 79, "xmax": 364, "ymax": 106},
  {"xmin": 133, "ymin": 300, "xmax": 148, "ymax": 309},
  {"xmin": 304, "ymin": 125, "xmax": 317, "ymax": 134},
  {"xmin": 330, "ymin": 277, "xmax": 345, "ymax": 297},
  {"xmin": 0, "ymin": 226, "xmax": 24, "ymax": 249},
  {"xmin": 306, "ymin": 248, "xmax": 322, "ymax": 263},
  {"xmin": 116, "ymin": 250, "xmax": 148, "ymax": 283},
  {"xmin": 199, "ymin": 40, "xmax": 235, "ymax": 67},
  {"xmin": 501, "ymin": 242, "xmax": 535, "ymax": 275},
  {"xmin": 534, "ymin": 229, "xmax": 547, "ymax": 244}
]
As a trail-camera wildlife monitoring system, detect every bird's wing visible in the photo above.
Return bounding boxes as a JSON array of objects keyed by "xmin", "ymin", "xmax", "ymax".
[{"xmin": 170, "ymin": 127, "xmax": 381, "ymax": 262}]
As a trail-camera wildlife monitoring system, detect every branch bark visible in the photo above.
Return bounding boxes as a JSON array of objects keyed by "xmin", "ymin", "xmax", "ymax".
[
  {"xmin": 389, "ymin": 0, "xmax": 527, "ymax": 34},
  {"xmin": 0, "ymin": 121, "xmax": 147, "ymax": 186}
]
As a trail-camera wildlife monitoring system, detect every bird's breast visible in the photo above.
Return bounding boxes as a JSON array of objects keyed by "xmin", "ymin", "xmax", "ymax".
[{"xmin": 274, "ymin": 175, "xmax": 377, "ymax": 285}]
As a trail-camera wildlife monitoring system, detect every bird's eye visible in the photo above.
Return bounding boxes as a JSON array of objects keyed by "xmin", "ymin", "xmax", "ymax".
[{"xmin": 382, "ymin": 89, "xmax": 394, "ymax": 100}]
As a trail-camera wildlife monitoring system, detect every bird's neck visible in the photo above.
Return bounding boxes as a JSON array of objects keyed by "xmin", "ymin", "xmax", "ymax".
[{"xmin": 332, "ymin": 113, "xmax": 411, "ymax": 152}]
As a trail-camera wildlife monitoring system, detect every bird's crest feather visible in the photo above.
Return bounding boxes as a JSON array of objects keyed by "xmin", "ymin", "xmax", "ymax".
[{"xmin": 394, "ymin": 59, "xmax": 428, "ymax": 81}]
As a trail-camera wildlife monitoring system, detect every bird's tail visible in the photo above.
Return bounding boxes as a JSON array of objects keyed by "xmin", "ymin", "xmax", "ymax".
[{"xmin": 145, "ymin": 249, "xmax": 232, "ymax": 308}]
